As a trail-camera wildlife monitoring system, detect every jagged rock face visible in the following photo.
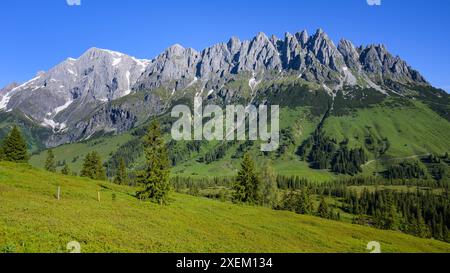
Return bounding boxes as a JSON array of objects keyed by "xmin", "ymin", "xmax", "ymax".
[
  {"xmin": 0, "ymin": 29, "xmax": 431, "ymax": 147},
  {"xmin": 45, "ymin": 92, "xmax": 164, "ymax": 147},
  {"xmin": 358, "ymin": 44, "xmax": 426, "ymax": 84},
  {"xmin": 0, "ymin": 83, "xmax": 18, "ymax": 109},
  {"xmin": 306, "ymin": 29, "xmax": 345, "ymax": 71},
  {"xmin": 280, "ymin": 31, "xmax": 308, "ymax": 70},
  {"xmin": 1, "ymin": 48, "xmax": 149, "ymax": 130},
  {"xmin": 133, "ymin": 28, "xmax": 426, "ymax": 95},
  {"xmin": 135, "ymin": 45, "xmax": 201, "ymax": 92},
  {"xmin": 0, "ymin": 83, "xmax": 19, "ymax": 94},
  {"xmin": 338, "ymin": 39, "xmax": 362, "ymax": 71},
  {"xmin": 135, "ymin": 32, "xmax": 284, "ymax": 92},
  {"xmin": 232, "ymin": 32, "xmax": 282, "ymax": 73}
]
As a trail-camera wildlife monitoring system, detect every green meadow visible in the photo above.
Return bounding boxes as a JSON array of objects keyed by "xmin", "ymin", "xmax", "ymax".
[{"xmin": 1, "ymin": 162, "xmax": 449, "ymax": 253}]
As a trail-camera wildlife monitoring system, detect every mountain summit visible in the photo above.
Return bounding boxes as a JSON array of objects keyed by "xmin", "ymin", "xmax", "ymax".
[{"xmin": 0, "ymin": 29, "xmax": 437, "ymax": 147}]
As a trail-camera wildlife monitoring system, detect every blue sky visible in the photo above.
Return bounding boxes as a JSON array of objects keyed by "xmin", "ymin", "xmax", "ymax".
[{"xmin": 1, "ymin": 0, "xmax": 449, "ymax": 91}]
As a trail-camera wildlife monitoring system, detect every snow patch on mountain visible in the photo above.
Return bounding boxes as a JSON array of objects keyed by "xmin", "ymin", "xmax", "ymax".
[
  {"xmin": 54, "ymin": 99, "xmax": 74, "ymax": 115},
  {"xmin": 11, "ymin": 76, "xmax": 41, "ymax": 92},
  {"xmin": 41, "ymin": 118, "xmax": 66, "ymax": 131},
  {"xmin": 0, "ymin": 93, "xmax": 11, "ymax": 110},
  {"xmin": 249, "ymin": 77, "xmax": 260, "ymax": 91},
  {"xmin": 112, "ymin": 57, "xmax": 122, "ymax": 66},
  {"xmin": 67, "ymin": 69, "xmax": 77, "ymax": 76},
  {"xmin": 131, "ymin": 57, "xmax": 151, "ymax": 72},
  {"xmin": 187, "ymin": 77, "xmax": 198, "ymax": 88}
]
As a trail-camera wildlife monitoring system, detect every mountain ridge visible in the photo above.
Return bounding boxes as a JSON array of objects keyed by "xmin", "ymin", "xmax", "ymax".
[{"xmin": 0, "ymin": 28, "xmax": 444, "ymax": 148}]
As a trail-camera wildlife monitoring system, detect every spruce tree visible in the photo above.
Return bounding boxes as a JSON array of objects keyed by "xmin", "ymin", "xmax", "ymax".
[
  {"xmin": 1, "ymin": 126, "xmax": 29, "ymax": 163},
  {"xmin": 136, "ymin": 120, "xmax": 171, "ymax": 204},
  {"xmin": 92, "ymin": 152, "xmax": 106, "ymax": 180},
  {"xmin": 81, "ymin": 152, "xmax": 94, "ymax": 178},
  {"xmin": 61, "ymin": 162, "xmax": 70, "ymax": 175},
  {"xmin": 415, "ymin": 207, "xmax": 430, "ymax": 238},
  {"xmin": 317, "ymin": 197, "xmax": 330, "ymax": 219},
  {"xmin": 80, "ymin": 152, "xmax": 106, "ymax": 180},
  {"xmin": 45, "ymin": 149, "xmax": 56, "ymax": 172},
  {"xmin": 114, "ymin": 157, "xmax": 127, "ymax": 185},
  {"xmin": 298, "ymin": 187, "xmax": 314, "ymax": 215},
  {"xmin": 0, "ymin": 142, "xmax": 4, "ymax": 161},
  {"xmin": 258, "ymin": 161, "xmax": 278, "ymax": 207},
  {"xmin": 233, "ymin": 153, "xmax": 260, "ymax": 204},
  {"xmin": 384, "ymin": 193, "xmax": 399, "ymax": 230}
]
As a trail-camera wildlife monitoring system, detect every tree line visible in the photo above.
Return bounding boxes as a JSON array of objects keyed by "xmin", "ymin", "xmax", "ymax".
[
  {"xmin": 345, "ymin": 189, "xmax": 450, "ymax": 242},
  {"xmin": 298, "ymin": 129, "xmax": 368, "ymax": 175}
]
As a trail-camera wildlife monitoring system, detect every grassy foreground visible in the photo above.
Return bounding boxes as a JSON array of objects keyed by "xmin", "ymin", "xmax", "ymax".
[{"xmin": 0, "ymin": 161, "xmax": 449, "ymax": 253}]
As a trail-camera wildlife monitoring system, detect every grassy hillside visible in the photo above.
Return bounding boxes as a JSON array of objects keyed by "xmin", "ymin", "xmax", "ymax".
[
  {"xmin": 30, "ymin": 99, "xmax": 450, "ymax": 181},
  {"xmin": 324, "ymin": 100, "xmax": 450, "ymax": 157},
  {"xmin": 1, "ymin": 161, "xmax": 449, "ymax": 253},
  {"xmin": 30, "ymin": 133, "xmax": 134, "ymax": 174}
]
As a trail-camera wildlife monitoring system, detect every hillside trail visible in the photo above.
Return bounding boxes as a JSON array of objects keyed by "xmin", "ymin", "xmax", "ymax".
[{"xmin": 363, "ymin": 153, "xmax": 431, "ymax": 166}]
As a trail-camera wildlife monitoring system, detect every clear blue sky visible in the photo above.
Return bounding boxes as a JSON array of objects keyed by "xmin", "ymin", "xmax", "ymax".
[{"xmin": 1, "ymin": 0, "xmax": 449, "ymax": 91}]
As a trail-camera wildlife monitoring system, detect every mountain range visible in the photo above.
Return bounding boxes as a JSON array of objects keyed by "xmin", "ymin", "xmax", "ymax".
[{"xmin": 0, "ymin": 29, "xmax": 447, "ymax": 149}]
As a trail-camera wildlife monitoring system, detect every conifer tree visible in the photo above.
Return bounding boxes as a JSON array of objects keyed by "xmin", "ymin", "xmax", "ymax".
[
  {"xmin": 258, "ymin": 161, "xmax": 278, "ymax": 207},
  {"xmin": 1, "ymin": 126, "xmax": 29, "ymax": 163},
  {"xmin": 317, "ymin": 197, "xmax": 331, "ymax": 219},
  {"xmin": 0, "ymin": 141, "xmax": 4, "ymax": 161},
  {"xmin": 233, "ymin": 153, "xmax": 260, "ymax": 204},
  {"xmin": 414, "ymin": 207, "xmax": 430, "ymax": 238},
  {"xmin": 61, "ymin": 162, "xmax": 70, "ymax": 175},
  {"xmin": 114, "ymin": 157, "xmax": 127, "ymax": 185},
  {"xmin": 81, "ymin": 153, "xmax": 93, "ymax": 178},
  {"xmin": 384, "ymin": 193, "xmax": 399, "ymax": 230},
  {"xmin": 298, "ymin": 187, "xmax": 314, "ymax": 215},
  {"xmin": 136, "ymin": 120, "xmax": 171, "ymax": 204},
  {"xmin": 45, "ymin": 149, "xmax": 56, "ymax": 172},
  {"xmin": 81, "ymin": 152, "xmax": 106, "ymax": 180}
]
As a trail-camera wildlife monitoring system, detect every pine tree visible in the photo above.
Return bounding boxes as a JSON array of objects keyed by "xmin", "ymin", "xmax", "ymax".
[
  {"xmin": 136, "ymin": 120, "xmax": 171, "ymax": 204},
  {"xmin": 80, "ymin": 153, "xmax": 93, "ymax": 178},
  {"xmin": 258, "ymin": 161, "xmax": 278, "ymax": 207},
  {"xmin": 298, "ymin": 187, "xmax": 314, "ymax": 215},
  {"xmin": 1, "ymin": 126, "xmax": 29, "ymax": 163},
  {"xmin": 61, "ymin": 162, "xmax": 70, "ymax": 175},
  {"xmin": 233, "ymin": 153, "xmax": 260, "ymax": 204},
  {"xmin": 45, "ymin": 149, "xmax": 56, "ymax": 172},
  {"xmin": 415, "ymin": 207, "xmax": 430, "ymax": 238},
  {"xmin": 80, "ymin": 152, "xmax": 106, "ymax": 180},
  {"xmin": 317, "ymin": 197, "xmax": 331, "ymax": 219},
  {"xmin": 92, "ymin": 152, "xmax": 106, "ymax": 180},
  {"xmin": 0, "ymin": 141, "xmax": 4, "ymax": 161},
  {"xmin": 384, "ymin": 193, "xmax": 399, "ymax": 230},
  {"xmin": 114, "ymin": 157, "xmax": 127, "ymax": 185}
]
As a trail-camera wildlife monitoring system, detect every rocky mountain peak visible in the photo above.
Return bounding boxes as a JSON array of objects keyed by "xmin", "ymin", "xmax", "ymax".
[
  {"xmin": 0, "ymin": 82, "xmax": 19, "ymax": 94},
  {"xmin": 1, "ymin": 47, "xmax": 151, "ymax": 130},
  {"xmin": 165, "ymin": 44, "xmax": 188, "ymax": 57},
  {"xmin": 254, "ymin": 32, "xmax": 269, "ymax": 42},
  {"xmin": 1, "ymin": 28, "xmax": 433, "ymax": 147},
  {"xmin": 338, "ymin": 39, "xmax": 361, "ymax": 70},
  {"xmin": 295, "ymin": 30, "xmax": 308, "ymax": 46}
]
